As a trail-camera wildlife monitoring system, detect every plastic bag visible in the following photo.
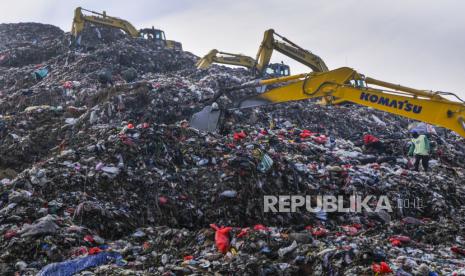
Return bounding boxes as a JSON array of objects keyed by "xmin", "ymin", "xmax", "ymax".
[
  {"xmin": 38, "ymin": 252, "xmax": 122, "ymax": 276},
  {"xmin": 210, "ymin": 224, "xmax": 232, "ymax": 254}
]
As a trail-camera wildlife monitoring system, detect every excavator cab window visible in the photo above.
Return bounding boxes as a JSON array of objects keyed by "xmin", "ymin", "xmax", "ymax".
[
  {"xmin": 155, "ymin": 30, "xmax": 166, "ymax": 40},
  {"xmin": 350, "ymin": 79, "xmax": 366, "ymax": 88},
  {"xmin": 140, "ymin": 28, "xmax": 166, "ymax": 41},
  {"xmin": 266, "ymin": 63, "xmax": 291, "ymax": 77},
  {"xmin": 265, "ymin": 67, "xmax": 276, "ymax": 76},
  {"xmin": 280, "ymin": 65, "xmax": 290, "ymax": 76}
]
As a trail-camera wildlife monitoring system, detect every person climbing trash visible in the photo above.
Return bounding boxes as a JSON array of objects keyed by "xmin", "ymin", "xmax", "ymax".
[
  {"xmin": 363, "ymin": 133, "xmax": 385, "ymax": 153},
  {"xmin": 408, "ymin": 131, "xmax": 431, "ymax": 172}
]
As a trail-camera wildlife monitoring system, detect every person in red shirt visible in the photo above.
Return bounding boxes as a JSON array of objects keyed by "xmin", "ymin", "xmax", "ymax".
[{"xmin": 363, "ymin": 133, "xmax": 385, "ymax": 153}]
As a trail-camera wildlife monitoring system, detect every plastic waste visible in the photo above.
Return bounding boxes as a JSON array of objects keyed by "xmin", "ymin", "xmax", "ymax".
[
  {"xmin": 210, "ymin": 224, "xmax": 232, "ymax": 254},
  {"xmin": 257, "ymin": 153, "xmax": 273, "ymax": 173},
  {"xmin": 38, "ymin": 252, "xmax": 122, "ymax": 276},
  {"xmin": 372, "ymin": 261, "xmax": 392, "ymax": 274},
  {"xmin": 278, "ymin": 241, "xmax": 298, "ymax": 257}
]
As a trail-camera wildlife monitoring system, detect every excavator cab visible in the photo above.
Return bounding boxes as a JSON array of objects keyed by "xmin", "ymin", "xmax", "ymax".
[
  {"xmin": 265, "ymin": 63, "xmax": 290, "ymax": 77},
  {"xmin": 139, "ymin": 27, "xmax": 167, "ymax": 49},
  {"xmin": 139, "ymin": 27, "xmax": 182, "ymax": 51},
  {"xmin": 140, "ymin": 27, "xmax": 166, "ymax": 40}
]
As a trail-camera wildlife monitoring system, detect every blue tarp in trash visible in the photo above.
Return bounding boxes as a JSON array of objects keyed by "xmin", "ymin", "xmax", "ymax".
[
  {"xmin": 38, "ymin": 252, "xmax": 121, "ymax": 276},
  {"xmin": 34, "ymin": 68, "xmax": 48, "ymax": 80}
]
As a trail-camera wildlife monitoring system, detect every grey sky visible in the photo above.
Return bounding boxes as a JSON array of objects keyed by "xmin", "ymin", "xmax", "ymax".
[{"xmin": 1, "ymin": 0, "xmax": 464, "ymax": 98}]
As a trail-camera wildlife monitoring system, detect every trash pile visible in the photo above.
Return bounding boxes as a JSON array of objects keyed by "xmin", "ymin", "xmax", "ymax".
[{"xmin": 0, "ymin": 23, "xmax": 464, "ymax": 275}]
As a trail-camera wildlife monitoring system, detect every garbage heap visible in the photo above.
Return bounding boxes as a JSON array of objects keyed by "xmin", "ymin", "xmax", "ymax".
[{"xmin": 0, "ymin": 23, "xmax": 464, "ymax": 275}]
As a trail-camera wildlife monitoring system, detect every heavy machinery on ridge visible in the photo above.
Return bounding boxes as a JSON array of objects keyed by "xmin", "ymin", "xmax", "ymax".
[
  {"xmin": 196, "ymin": 29, "xmax": 327, "ymax": 78},
  {"xmin": 71, "ymin": 7, "xmax": 182, "ymax": 50},
  {"xmin": 196, "ymin": 49, "xmax": 290, "ymax": 77},
  {"xmin": 254, "ymin": 29, "xmax": 328, "ymax": 75}
]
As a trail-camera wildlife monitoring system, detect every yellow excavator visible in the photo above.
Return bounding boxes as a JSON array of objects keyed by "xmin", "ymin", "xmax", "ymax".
[
  {"xmin": 71, "ymin": 7, "xmax": 182, "ymax": 50},
  {"xmin": 196, "ymin": 49, "xmax": 290, "ymax": 77},
  {"xmin": 255, "ymin": 29, "xmax": 328, "ymax": 76},
  {"xmin": 197, "ymin": 29, "xmax": 328, "ymax": 78},
  {"xmin": 196, "ymin": 50, "xmax": 256, "ymax": 70},
  {"xmin": 190, "ymin": 67, "xmax": 465, "ymax": 139}
]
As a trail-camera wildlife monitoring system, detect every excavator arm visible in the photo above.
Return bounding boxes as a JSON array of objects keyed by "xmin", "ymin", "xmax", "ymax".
[
  {"xmin": 237, "ymin": 67, "xmax": 465, "ymax": 138},
  {"xmin": 196, "ymin": 49, "xmax": 256, "ymax": 69},
  {"xmin": 71, "ymin": 7, "xmax": 140, "ymax": 38},
  {"xmin": 71, "ymin": 7, "xmax": 182, "ymax": 50},
  {"xmin": 255, "ymin": 29, "xmax": 329, "ymax": 75}
]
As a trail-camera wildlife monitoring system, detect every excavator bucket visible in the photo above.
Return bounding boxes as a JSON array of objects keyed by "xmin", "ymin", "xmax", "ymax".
[{"xmin": 189, "ymin": 105, "xmax": 222, "ymax": 132}]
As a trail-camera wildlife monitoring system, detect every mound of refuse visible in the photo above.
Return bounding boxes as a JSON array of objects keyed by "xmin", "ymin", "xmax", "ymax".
[{"xmin": 0, "ymin": 23, "xmax": 464, "ymax": 275}]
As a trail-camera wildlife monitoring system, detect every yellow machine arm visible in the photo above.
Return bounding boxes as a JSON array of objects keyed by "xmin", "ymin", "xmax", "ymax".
[
  {"xmin": 255, "ymin": 29, "xmax": 329, "ymax": 76},
  {"xmin": 71, "ymin": 7, "xmax": 140, "ymax": 38},
  {"xmin": 71, "ymin": 7, "xmax": 182, "ymax": 50},
  {"xmin": 237, "ymin": 67, "xmax": 465, "ymax": 138},
  {"xmin": 196, "ymin": 49, "xmax": 256, "ymax": 69}
]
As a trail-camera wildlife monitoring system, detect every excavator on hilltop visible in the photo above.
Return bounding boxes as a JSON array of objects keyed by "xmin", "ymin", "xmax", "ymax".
[
  {"xmin": 190, "ymin": 67, "xmax": 465, "ymax": 139},
  {"xmin": 254, "ymin": 29, "xmax": 328, "ymax": 75},
  {"xmin": 196, "ymin": 29, "xmax": 327, "ymax": 78},
  {"xmin": 71, "ymin": 7, "xmax": 182, "ymax": 50},
  {"xmin": 196, "ymin": 49, "xmax": 290, "ymax": 77}
]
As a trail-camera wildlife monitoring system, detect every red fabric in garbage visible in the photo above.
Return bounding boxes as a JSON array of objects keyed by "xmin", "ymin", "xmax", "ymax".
[
  {"xmin": 83, "ymin": 235, "xmax": 95, "ymax": 243},
  {"xmin": 88, "ymin": 247, "xmax": 102, "ymax": 255},
  {"xmin": 63, "ymin": 81, "xmax": 73, "ymax": 89},
  {"xmin": 363, "ymin": 134, "xmax": 380, "ymax": 145},
  {"xmin": 236, "ymin": 227, "xmax": 249, "ymax": 238},
  {"xmin": 451, "ymin": 246, "xmax": 465, "ymax": 255},
  {"xmin": 389, "ymin": 235, "xmax": 411, "ymax": 246},
  {"xmin": 311, "ymin": 227, "xmax": 328, "ymax": 237},
  {"xmin": 253, "ymin": 224, "xmax": 269, "ymax": 231},
  {"xmin": 300, "ymin": 129, "xmax": 313, "ymax": 138},
  {"xmin": 233, "ymin": 131, "xmax": 247, "ymax": 141},
  {"xmin": 158, "ymin": 196, "xmax": 168, "ymax": 205},
  {"xmin": 4, "ymin": 230, "xmax": 17, "ymax": 240},
  {"xmin": 313, "ymin": 135, "xmax": 328, "ymax": 144},
  {"xmin": 210, "ymin": 224, "xmax": 232, "ymax": 254},
  {"xmin": 372, "ymin": 262, "xmax": 392, "ymax": 273}
]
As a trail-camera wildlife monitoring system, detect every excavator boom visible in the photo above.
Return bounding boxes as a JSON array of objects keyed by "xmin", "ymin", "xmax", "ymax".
[
  {"xmin": 190, "ymin": 67, "xmax": 465, "ymax": 138},
  {"xmin": 72, "ymin": 7, "xmax": 139, "ymax": 38},
  {"xmin": 255, "ymin": 29, "xmax": 328, "ymax": 75},
  {"xmin": 196, "ymin": 49, "xmax": 256, "ymax": 69},
  {"xmin": 238, "ymin": 67, "xmax": 465, "ymax": 138}
]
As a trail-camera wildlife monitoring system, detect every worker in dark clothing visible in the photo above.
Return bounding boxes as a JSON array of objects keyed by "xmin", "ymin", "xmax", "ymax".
[
  {"xmin": 408, "ymin": 131, "xmax": 431, "ymax": 172},
  {"xmin": 363, "ymin": 133, "xmax": 385, "ymax": 153}
]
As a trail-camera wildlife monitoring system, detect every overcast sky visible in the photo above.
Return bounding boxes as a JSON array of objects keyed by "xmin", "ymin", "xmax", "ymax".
[{"xmin": 1, "ymin": 0, "xmax": 464, "ymax": 98}]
